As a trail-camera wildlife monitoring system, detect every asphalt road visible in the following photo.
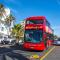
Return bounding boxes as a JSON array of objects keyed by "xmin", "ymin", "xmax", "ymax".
[
  {"xmin": 0, "ymin": 44, "xmax": 59, "ymax": 60},
  {"xmin": 0, "ymin": 44, "xmax": 45, "ymax": 60},
  {"xmin": 44, "ymin": 46, "xmax": 60, "ymax": 60}
]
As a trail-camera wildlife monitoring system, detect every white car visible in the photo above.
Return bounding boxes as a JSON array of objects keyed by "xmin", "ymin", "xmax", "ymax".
[
  {"xmin": 0, "ymin": 36, "xmax": 5, "ymax": 44},
  {"xmin": 7, "ymin": 38, "xmax": 16, "ymax": 45},
  {"xmin": 53, "ymin": 40, "xmax": 60, "ymax": 45}
]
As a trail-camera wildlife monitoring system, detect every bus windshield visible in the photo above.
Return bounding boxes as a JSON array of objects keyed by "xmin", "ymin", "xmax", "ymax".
[
  {"xmin": 24, "ymin": 29, "xmax": 43, "ymax": 43},
  {"xmin": 26, "ymin": 20, "xmax": 43, "ymax": 24}
]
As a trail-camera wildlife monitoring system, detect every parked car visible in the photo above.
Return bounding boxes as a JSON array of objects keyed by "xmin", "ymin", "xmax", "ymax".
[
  {"xmin": 0, "ymin": 37, "xmax": 3, "ymax": 44},
  {"xmin": 53, "ymin": 39, "xmax": 60, "ymax": 45},
  {"xmin": 0, "ymin": 36, "xmax": 16, "ymax": 45},
  {"xmin": 7, "ymin": 38, "xmax": 16, "ymax": 45},
  {"xmin": 1, "ymin": 37, "xmax": 9, "ymax": 44},
  {"xmin": 1, "ymin": 40, "xmax": 9, "ymax": 44}
]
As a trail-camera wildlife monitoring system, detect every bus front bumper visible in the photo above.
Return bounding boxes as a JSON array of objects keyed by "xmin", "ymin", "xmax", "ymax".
[{"xmin": 23, "ymin": 42, "xmax": 45, "ymax": 50}]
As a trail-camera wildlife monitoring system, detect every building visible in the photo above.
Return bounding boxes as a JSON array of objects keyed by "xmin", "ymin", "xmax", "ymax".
[
  {"xmin": 0, "ymin": 8, "xmax": 14, "ymax": 38},
  {"xmin": 20, "ymin": 20, "xmax": 25, "ymax": 28}
]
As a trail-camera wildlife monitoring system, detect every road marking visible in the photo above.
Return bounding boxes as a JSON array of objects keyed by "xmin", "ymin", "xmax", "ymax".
[
  {"xmin": 40, "ymin": 46, "xmax": 55, "ymax": 60},
  {"xmin": 30, "ymin": 54, "xmax": 40, "ymax": 59}
]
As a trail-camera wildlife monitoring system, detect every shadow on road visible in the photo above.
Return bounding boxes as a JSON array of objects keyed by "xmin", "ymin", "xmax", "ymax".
[
  {"xmin": 0, "ymin": 53, "xmax": 29, "ymax": 60},
  {"xmin": 6, "ymin": 52, "xmax": 29, "ymax": 60},
  {"xmin": 0, "ymin": 47, "xmax": 12, "ymax": 54},
  {"xmin": 0, "ymin": 44, "xmax": 44, "ymax": 60},
  {"xmin": 10, "ymin": 45, "xmax": 43, "ymax": 52},
  {"xmin": 0, "ymin": 45, "xmax": 29, "ymax": 60}
]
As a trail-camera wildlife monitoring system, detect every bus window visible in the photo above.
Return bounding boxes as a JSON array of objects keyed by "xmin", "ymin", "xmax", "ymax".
[{"xmin": 26, "ymin": 20, "xmax": 44, "ymax": 24}]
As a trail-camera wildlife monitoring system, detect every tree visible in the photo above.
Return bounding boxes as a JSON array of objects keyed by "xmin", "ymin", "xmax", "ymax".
[
  {"xmin": 11, "ymin": 24, "xmax": 24, "ymax": 44},
  {"xmin": 5, "ymin": 14, "xmax": 15, "ymax": 26},
  {"xmin": 0, "ymin": 4, "xmax": 5, "ymax": 17},
  {"xmin": 0, "ymin": 4, "xmax": 5, "ymax": 23},
  {"xmin": 54, "ymin": 35, "xmax": 58, "ymax": 40}
]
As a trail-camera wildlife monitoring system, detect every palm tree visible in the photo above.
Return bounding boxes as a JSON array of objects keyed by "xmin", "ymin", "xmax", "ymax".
[
  {"xmin": 0, "ymin": 4, "xmax": 5, "ymax": 24},
  {"xmin": 54, "ymin": 35, "xmax": 58, "ymax": 40},
  {"xmin": 0, "ymin": 4, "xmax": 3, "ymax": 16},
  {"xmin": 5, "ymin": 14, "xmax": 15, "ymax": 25},
  {"xmin": 0, "ymin": 4, "xmax": 5, "ymax": 17},
  {"xmin": 11, "ymin": 24, "xmax": 24, "ymax": 44}
]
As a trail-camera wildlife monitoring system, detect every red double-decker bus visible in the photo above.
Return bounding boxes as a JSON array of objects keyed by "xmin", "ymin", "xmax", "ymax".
[{"xmin": 23, "ymin": 16, "xmax": 54, "ymax": 50}]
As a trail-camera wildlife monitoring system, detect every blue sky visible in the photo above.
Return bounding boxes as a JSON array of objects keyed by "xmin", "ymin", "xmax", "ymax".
[{"xmin": 0, "ymin": 0, "xmax": 60, "ymax": 36}]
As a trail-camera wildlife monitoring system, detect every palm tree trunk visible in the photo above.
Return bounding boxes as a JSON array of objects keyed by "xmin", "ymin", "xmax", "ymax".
[{"xmin": 16, "ymin": 38, "xmax": 19, "ymax": 46}]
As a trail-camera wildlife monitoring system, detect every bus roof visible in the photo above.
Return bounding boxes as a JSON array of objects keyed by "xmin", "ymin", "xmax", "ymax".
[{"xmin": 26, "ymin": 16, "xmax": 46, "ymax": 20}]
